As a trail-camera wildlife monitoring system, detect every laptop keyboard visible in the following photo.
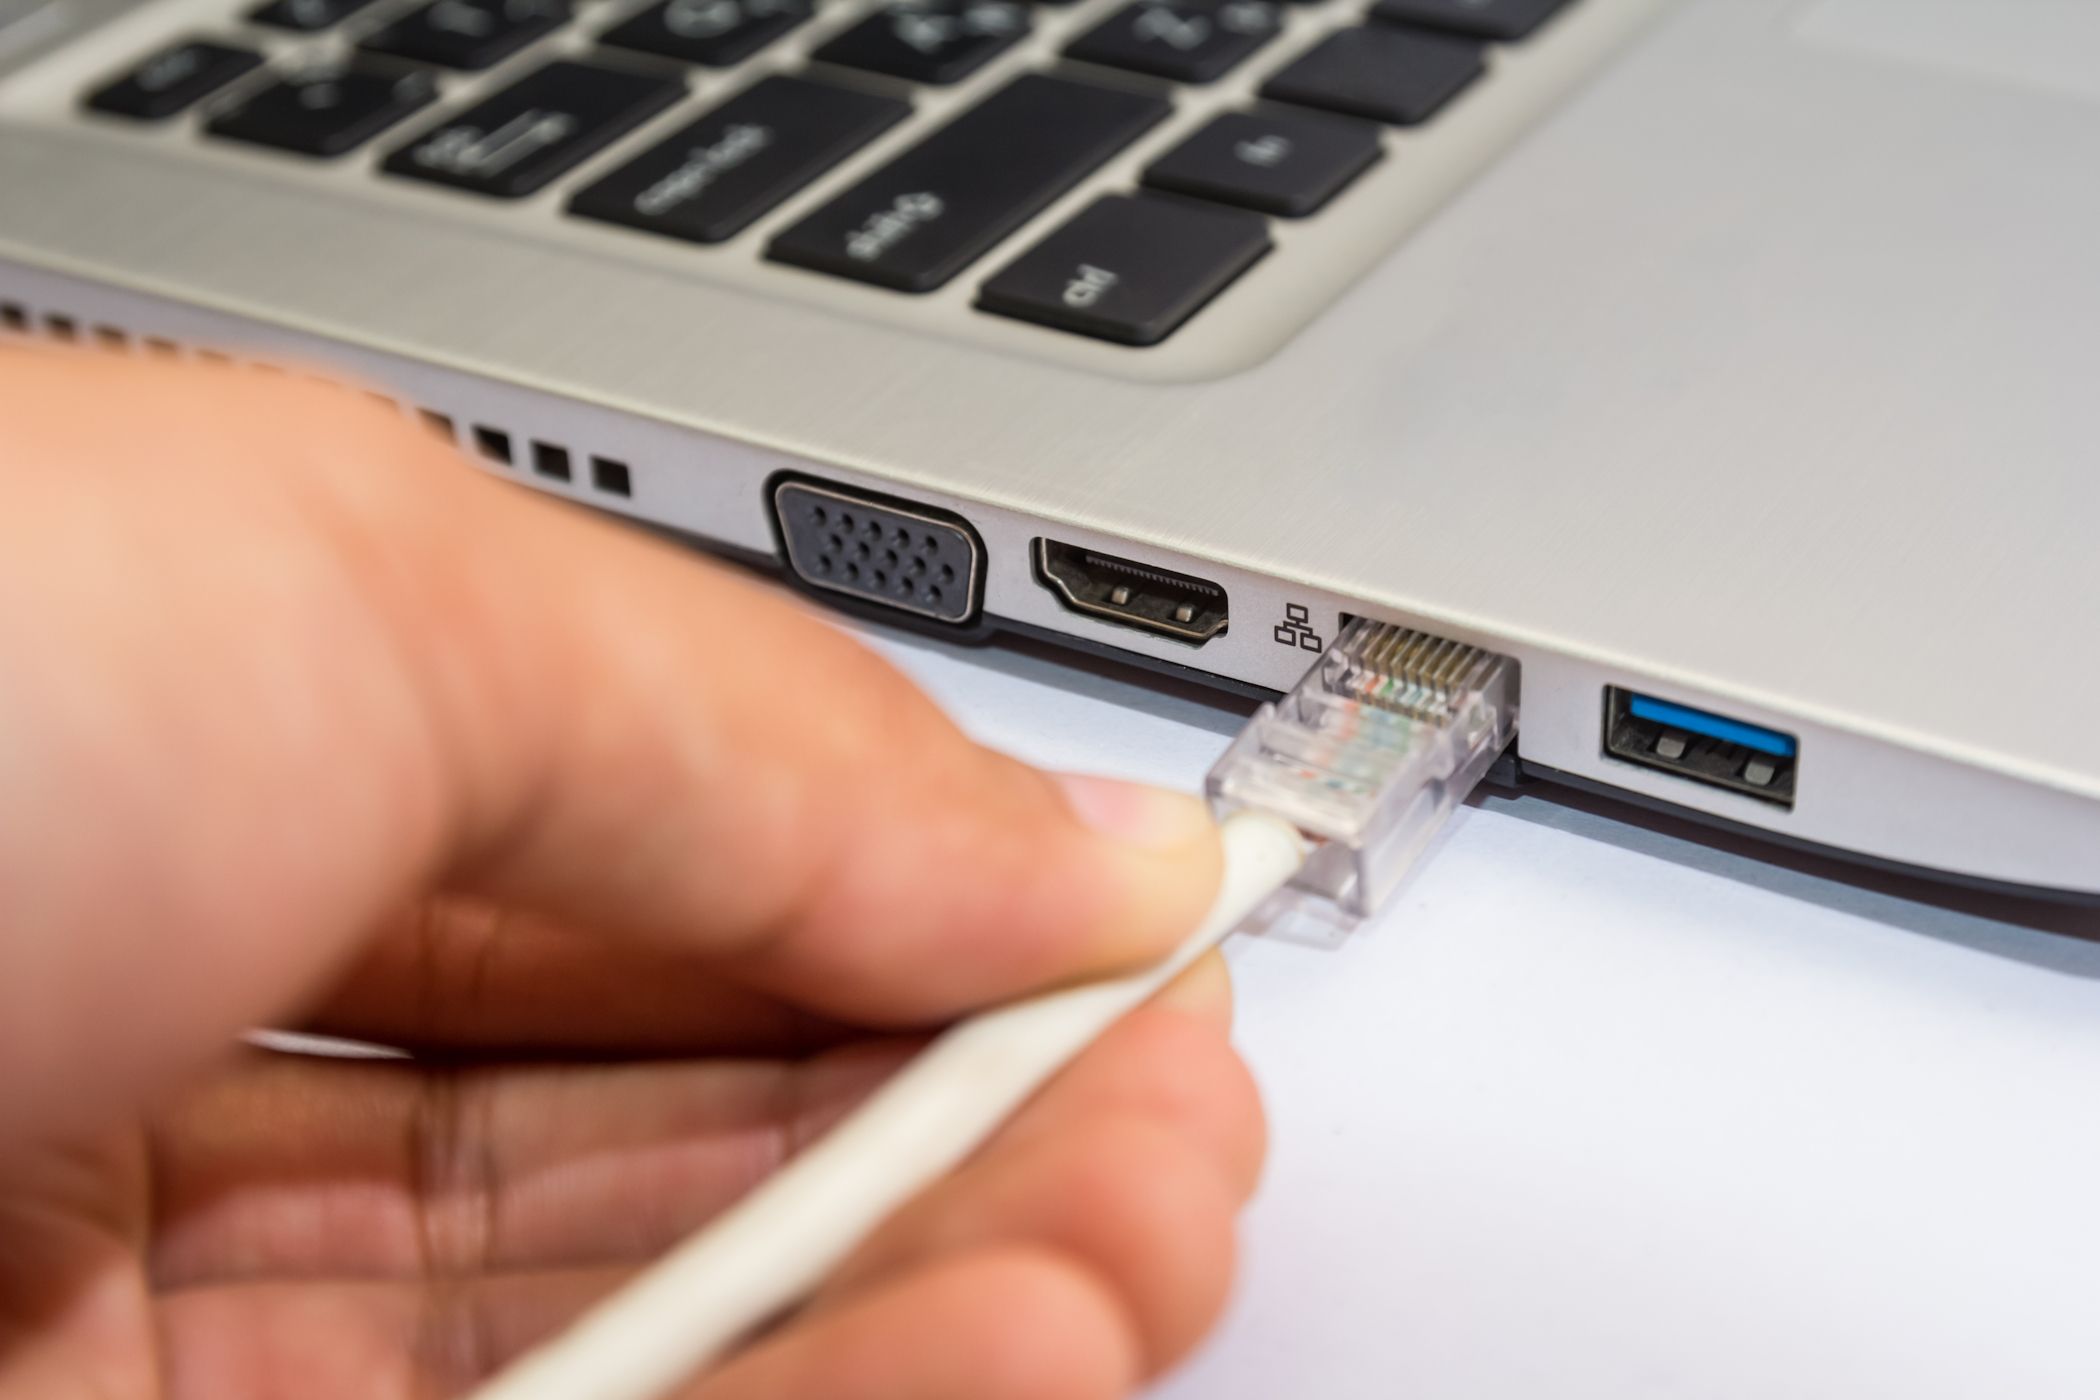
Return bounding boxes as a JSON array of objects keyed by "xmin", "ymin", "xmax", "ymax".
[
  {"xmin": 601, "ymin": 0, "xmax": 817, "ymax": 68},
  {"xmin": 70, "ymin": 0, "xmax": 1585, "ymax": 348},
  {"xmin": 768, "ymin": 72, "xmax": 1168, "ymax": 292},
  {"xmin": 383, "ymin": 57, "xmax": 685, "ymax": 195},
  {"xmin": 811, "ymin": 0, "xmax": 1033, "ymax": 84},
  {"xmin": 84, "ymin": 40, "xmax": 264, "ymax": 118},
  {"xmin": 362, "ymin": 0, "xmax": 573, "ymax": 70},
  {"xmin": 1063, "ymin": 1, "xmax": 1283, "ymax": 85},
  {"xmin": 206, "ymin": 55, "xmax": 438, "ymax": 152},
  {"xmin": 567, "ymin": 73, "xmax": 909, "ymax": 242}
]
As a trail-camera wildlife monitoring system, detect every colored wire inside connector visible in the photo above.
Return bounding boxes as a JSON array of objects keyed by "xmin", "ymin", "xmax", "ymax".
[{"xmin": 1206, "ymin": 618, "xmax": 1518, "ymax": 917}]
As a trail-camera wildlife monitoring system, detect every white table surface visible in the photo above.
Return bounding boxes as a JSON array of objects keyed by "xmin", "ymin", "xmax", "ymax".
[{"xmin": 862, "ymin": 622, "xmax": 2100, "ymax": 1400}]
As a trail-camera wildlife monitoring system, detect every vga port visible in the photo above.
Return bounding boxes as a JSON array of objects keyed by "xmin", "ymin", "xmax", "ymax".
[{"xmin": 771, "ymin": 478, "xmax": 983, "ymax": 625}]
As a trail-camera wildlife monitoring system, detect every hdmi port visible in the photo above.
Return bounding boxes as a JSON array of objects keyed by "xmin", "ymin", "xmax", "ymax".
[{"xmin": 1033, "ymin": 539, "xmax": 1228, "ymax": 645}]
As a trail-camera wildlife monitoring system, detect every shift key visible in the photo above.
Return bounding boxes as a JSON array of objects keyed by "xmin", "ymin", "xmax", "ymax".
[{"xmin": 766, "ymin": 73, "xmax": 1169, "ymax": 293}]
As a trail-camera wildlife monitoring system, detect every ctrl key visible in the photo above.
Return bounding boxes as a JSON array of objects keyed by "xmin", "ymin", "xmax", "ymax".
[
  {"xmin": 976, "ymin": 194, "xmax": 1269, "ymax": 346},
  {"xmin": 84, "ymin": 39, "xmax": 263, "ymax": 121}
]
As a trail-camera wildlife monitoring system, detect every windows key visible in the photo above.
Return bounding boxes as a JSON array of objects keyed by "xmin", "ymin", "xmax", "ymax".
[{"xmin": 976, "ymin": 193, "xmax": 1270, "ymax": 346}]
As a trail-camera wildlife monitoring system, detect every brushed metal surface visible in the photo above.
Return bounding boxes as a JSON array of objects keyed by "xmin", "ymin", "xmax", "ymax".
[{"xmin": 2, "ymin": 0, "xmax": 2096, "ymax": 890}]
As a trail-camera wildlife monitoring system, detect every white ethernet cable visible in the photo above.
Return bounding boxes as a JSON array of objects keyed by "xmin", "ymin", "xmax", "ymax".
[{"xmin": 467, "ymin": 620, "xmax": 1517, "ymax": 1400}]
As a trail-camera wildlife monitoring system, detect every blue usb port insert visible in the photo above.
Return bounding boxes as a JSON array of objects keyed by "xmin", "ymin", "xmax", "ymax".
[{"xmin": 1603, "ymin": 688, "xmax": 1798, "ymax": 808}]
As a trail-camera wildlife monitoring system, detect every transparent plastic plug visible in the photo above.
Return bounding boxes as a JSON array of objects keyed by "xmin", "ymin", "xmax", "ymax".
[{"xmin": 1205, "ymin": 618, "xmax": 1518, "ymax": 918}]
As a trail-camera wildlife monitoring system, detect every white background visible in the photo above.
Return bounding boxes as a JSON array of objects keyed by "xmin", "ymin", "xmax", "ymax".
[{"xmin": 865, "ymin": 623, "xmax": 2100, "ymax": 1400}]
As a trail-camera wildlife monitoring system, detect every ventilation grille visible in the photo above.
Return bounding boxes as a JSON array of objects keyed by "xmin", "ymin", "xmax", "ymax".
[{"xmin": 0, "ymin": 295, "xmax": 638, "ymax": 503}]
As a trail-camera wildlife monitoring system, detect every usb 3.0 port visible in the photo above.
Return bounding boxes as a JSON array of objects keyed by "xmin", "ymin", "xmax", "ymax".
[{"xmin": 1603, "ymin": 688, "xmax": 1797, "ymax": 808}]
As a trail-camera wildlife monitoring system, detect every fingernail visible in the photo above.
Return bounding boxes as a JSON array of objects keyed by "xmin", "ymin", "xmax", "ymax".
[{"xmin": 1055, "ymin": 773, "xmax": 1215, "ymax": 851}]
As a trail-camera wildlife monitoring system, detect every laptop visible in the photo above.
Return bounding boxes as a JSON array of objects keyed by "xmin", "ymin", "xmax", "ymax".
[{"xmin": 2, "ymin": 0, "xmax": 2093, "ymax": 901}]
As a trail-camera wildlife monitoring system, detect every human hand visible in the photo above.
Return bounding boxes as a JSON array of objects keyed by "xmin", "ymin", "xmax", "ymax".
[{"xmin": 0, "ymin": 351, "xmax": 1262, "ymax": 1400}]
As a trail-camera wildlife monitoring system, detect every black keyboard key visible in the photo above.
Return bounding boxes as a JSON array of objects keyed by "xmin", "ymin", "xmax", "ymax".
[
  {"xmin": 208, "ymin": 59, "xmax": 439, "ymax": 155},
  {"xmin": 600, "ymin": 0, "xmax": 810, "ymax": 66},
  {"xmin": 1142, "ymin": 106, "xmax": 1379, "ymax": 216},
  {"xmin": 84, "ymin": 40, "xmax": 261, "ymax": 120},
  {"xmin": 768, "ymin": 73, "xmax": 1169, "ymax": 293},
  {"xmin": 246, "ymin": 0, "xmax": 385, "ymax": 32},
  {"xmin": 1065, "ymin": 0, "xmax": 1281, "ymax": 85},
  {"xmin": 810, "ymin": 0, "xmax": 1029, "ymax": 85},
  {"xmin": 977, "ymin": 193, "xmax": 1268, "ymax": 345},
  {"xmin": 1258, "ymin": 25, "xmax": 1481, "ymax": 125},
  {"xmin": 571, "ymin": 75, "xmax": 909, "ymax": 243},
  {"xmin": 360, "ymin": 0, "xmax": 569, "ymax": 71},
  {"xmin": 383, "ymin": 59, "xmax": 684, "ymax": 198},
  {"xmin": 1368, "ymin": 0, "xmax": 1572, "ymax": 40}
]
